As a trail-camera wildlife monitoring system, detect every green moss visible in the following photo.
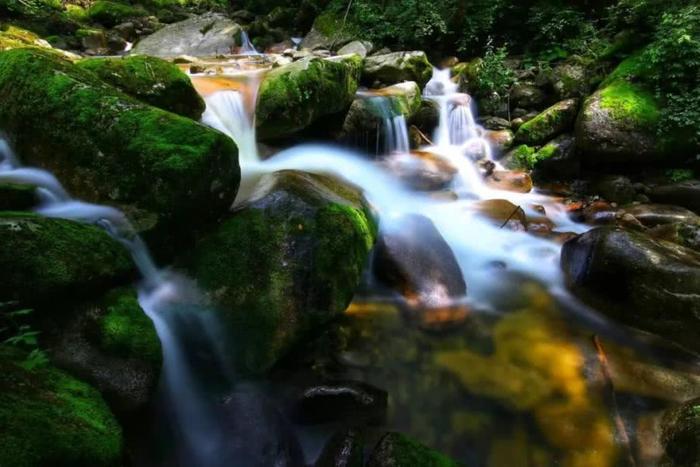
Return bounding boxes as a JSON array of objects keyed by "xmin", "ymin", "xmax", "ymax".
[
  {"xmin": 0, "ymin": 213, "xmax": 133, "ymax": 305},
  {"xmin": 99, "ymin": 288, "xmax": 161, "ymax": 364},
  {"xmin": 601, "ymin": 51, "xmax": 649, "ymax": 87},
  {"xmin": 87, "ymin": 1, "xmax": 145, "ymax": 27},
  {"xmin": 0, "ymin": 346, "xmax": 123, "ymax": 467},
  {"xmin": 78, "ymin": 55, "xmax": 205, "ymax": 119},
  {"xmin": 0, "ymin": 48, "xmax": 238, "ymax": 235},
  {"xmin": 514, "ymin": 99, "xmax": 579, "ymax": 145},
  {"xmin": 511, "ymin": 144, "xmax": 538, "ymax": 170},
  {"xmin": 370, "ymin": 432, "xmax": 462, "ymax": 467},
  {"xmin": 599, "ymin": 80, "xmax": 660, "ymax": 129},
  {"xmin": 65, "ymin": 4, "xmax": 87, "ymax": 22},
  {"xmin": 256, "ymin": 57, "xmax": 361, "ymax": 140}
]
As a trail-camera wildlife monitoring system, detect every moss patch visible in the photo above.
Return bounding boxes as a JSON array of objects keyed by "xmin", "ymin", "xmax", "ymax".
[
  {"xmin": 599, "ymin": 80, "xmax": 660, "ymax": 130},
  {"xmin": 87, "ymin": 1, "xmax": 145, "ymax": 27},
  {"xmin": 77, "ymin": 55, "xmax": 205, "ymax": 119},
  {"xmin": 0, "ymin": 346, "xmax": 123, "ymax": 467},
  {"xmin": 514, "ymin": 98, "xmax": 579, "ymax": 145}
]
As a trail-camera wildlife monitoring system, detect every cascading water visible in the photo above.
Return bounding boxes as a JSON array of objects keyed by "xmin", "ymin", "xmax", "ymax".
[
  {"xmin": 368, "ymin": 96, "xmax": 410, "ymax": 155},
  {"xmin": 238, "ymin": 30, "xmax": 259, "ymax": 55},
  {"xmin": 0, "ymin": 140, "xmax": 234, "ymax": 467}
]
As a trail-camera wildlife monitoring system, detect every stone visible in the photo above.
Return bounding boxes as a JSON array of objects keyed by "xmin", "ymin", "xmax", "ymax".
[
  {"xmin": 362, "ymin": 51, "xmax": 433, "ymax": 88},
  {"xmin": 366, "ymin": 432, "xmax": 461, "ymax": 467},
  {"xmin": 514, "ymin": 98, "xmax": 579, "ymax": 145},
  {"xmin": 293, "ymin": 381, "xmax": 388, "ymax": 425}
]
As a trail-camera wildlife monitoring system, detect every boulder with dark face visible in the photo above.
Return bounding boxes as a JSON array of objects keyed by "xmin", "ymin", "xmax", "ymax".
[
  {"xmin": 531, "ymin": 134, "xmax": 579, "ymax": 179},
  {"xmin": 650, "ymin": 181, "xmax": 700, "ymax": 214},
  {"xmin": 131, "ymin": 13, "xmax": 242, "ymax": 57},
  {"xmin": 293, "ymin": 381, "xmax": 388, "ymax": 426},
  {"xmin": 661, "ymin": 397, "xmax": 700, "ymax": 466},
  {"xmin": 509, "ymin": 83, "xmax": 546, "ymax": 110},
  {"xmin": 561, "ymin": 227, "xmax": 700, "ymax": 353},
  {"xmin": 367, "ymin": 432, "xmax": 462, "ymax": 467},
  {"xmin": 374, "ymin": 214, "xmax": 467, "ymax": 309},
  {"xmin": 315, "ymin": 429, "xmax": 364, "ymax": 467},
  {"xmin": 193, "ymin": 171, "xmax": 376, "ymax": 374},
  {"xmin": 362, "ymin": 51, "xmax": 433, "ymax": 88},
  {"xmin": 514, "ymin": 98, "xmax": 579, "ymax": 146}
]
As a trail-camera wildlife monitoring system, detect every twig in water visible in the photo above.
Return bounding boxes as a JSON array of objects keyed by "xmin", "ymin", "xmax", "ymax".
[
  {"xmin": 593, "ymin": 335, "xmax": 637, "ymax": 467},
  {"xmin": 499, "ymin": 205, "xmax": 524, "ymax": 229}
]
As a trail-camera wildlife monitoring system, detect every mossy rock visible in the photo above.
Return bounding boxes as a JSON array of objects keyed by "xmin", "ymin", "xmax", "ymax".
[
  {"xmin": 0, "ymin": 212, "xmax": 133, "ymax": 306},
  {"xmin": 98, "ymin": 288, "xmax": 160, "ymax": 364},
  {"xmin": 514, "ymin": 98, "xmax": 579, "ymax": 145},
  {"xmin": 77, "ymin": 55, "xmax": 206, "ymax": 119},
  {"xmin": 0, "ymin": 25, "xmax": 76, "ymax": 59},
  {"xmin": 366, "ymin": 432, "xmax": 462, "ymax": 467},
  {"xmin": 300, "ymin": 10, "xmax": 357, "ymax": 51},
  {"xmin": 362, "ymin": 51, "xmax": 433, "ymax": 88},
  {"xmin": 0, "ymin": 48, "xmax": 239, "ymax": 238},
  {"xmin": 0, "ymin": 182, "xmax": 37, "ymax": 210},
  {"xmin": 502, "ymin": 144, "xmax": 536, "ymax": 170},
  {"xmin": 256, "ymin": 56, "xmax": 361, "ymax": 140},
  {"xmin": 0, "ymin": 346, "xmax": 123, "ymax": 467},
  {"xmin": 193, "ymin": 171, "xmax": 376, "ymax": 374},
  {"xmin": 87, "ymin": 1, "xmax": 146, "ymax": 27}
]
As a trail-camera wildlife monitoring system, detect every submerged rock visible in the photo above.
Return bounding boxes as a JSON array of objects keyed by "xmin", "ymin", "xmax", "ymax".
[
  {"xmin": 374, "ymin": 214, "xmax": 467, "ymax": 309},
  {"xmin": 514, "ymin": 98, "xmax": 579, "ymax": 145},
  {"xmin": 50, "ymin": 288, "xmax": 161, "ymax": 415},
  {"xmin": 0, "ymin": 48, "xmax": 239, "ymax": 238},
  {"xmin": 132, "ymin": 13, "xmax": 242, "ymax": 57},
  {"xmin": 315, "ymin": 429, "xmax": 364, "ymax": 467},
  {"xmin": 0, "ymin": 213, "xmax": 133, "ymax": 306},
  {"xmin": 561, "ymin": 227, "xmax": 700, "ymax": 353},
  {"xmin": 362, "ymin": 51, "xmax": 433, "ymax": 88},
  {"xmin": 193, "ymin": 171, "xmax": 376, "ymax": 373},
  {"xmin": 0, "ymin": 346, "xmax": 123, "ymax": 467},
  {"xmin": 293, "ymin": 381, "xmax": 388, "ymax": 426},
  {"xmin": 256, "ymin": 56, "xmax": 361, "ymax": 140},
  {"xmin": 77, "ymin": 55, "xmax": 206, "ymax": 120},
  {"xmin": 366, "ymin": 432, "xmax": 462, "ymax": 467},
  {"xmin": 661, "ymin": 398, "xmax": 700, "ymax": 466}
]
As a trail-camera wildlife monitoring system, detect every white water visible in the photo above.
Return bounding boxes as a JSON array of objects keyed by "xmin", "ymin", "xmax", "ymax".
[
  {"xmin": 369, "ymin": 96, "xmax": 410, "ymax": 155},
  {"xmin": 239, "ymin": 30, "xmax": 259, "ymax": 55}
]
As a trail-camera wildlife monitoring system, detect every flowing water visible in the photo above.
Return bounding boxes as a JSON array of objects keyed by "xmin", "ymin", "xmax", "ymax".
[{"xmin": 238, "ymin": 30, "xmax": 259, "ymax": 55}]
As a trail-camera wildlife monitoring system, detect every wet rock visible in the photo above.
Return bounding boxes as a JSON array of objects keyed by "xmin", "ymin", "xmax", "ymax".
[
  {"xmin": 338, "ymin": 40, "xmax": 372, "ymax": 58},
  {"xmin": 549, "ymin": 56, "xmax": 592, "ymax": 100},
  {"xmin": 0, "ymin": 49, "xmax": 238, "ymax": 239},
  {"xmin": 622, "ymin": 204, "xmax": 700, "ymax": 228},
  {"xmin": 470, "ymin": 199, "xmax": 527, "ymax": 230},
  {"xmin": 315, "ymin": 429, "xmax": 364, "ymax": 467},
  {"xmin": 382, "ymin": 151, "xmax": 457, "ymax": 191},
  {"xmin": 484, "ymin": 129, "xmax": 514, "ymax": 154},
  {"xmin": 362, "ymin": 51, "xmax": 433, "ymax": 88},
  {"xmin": 0, "ymin": 183, "xmax": 37, "ymax": 210},
  {"xmin": 561, "ymin": 227, "xmax": 700, "ymax": 353},
  {"xmin": 514, "ymin": 98, "xmax": 579, "ymax": 145},
  {"xmin": 509, "ymin": 83, "xmax": 546, "ymax": 110},
  {"xmin": 650, "ymin": 222, "xmax": 700, "ymax": 252},
  {"xmin": 77, "ymin": 55, "xmax": 206, "ymax": 119},
  {"xmin": 650, "ymin": 181, "xmax": 700, "ymax": 214},
  {"xmin": 531, "ymin": 134, "xmax": 579, "ymax": 179},
  {"xmin": 193, "ymin": 171, "xmax": 376, "ymax": 374},
  {"xmin": 661, "ymin": 398, "xmax": 700, "ymax": 466},
  {"xmin": 0, "ymin": 213, "xmax": 133, "ymax": 306},
  {"xmin": 113, "ymin": 21, "xmax": 137, "ymax": 41},
  {"xmin": 374, "ymin": 214, "xmax": 467, "ymax": 309},
  {"xmin": 485, "ymin": 170, "xmax": 533, "ymax": 193},
  {"xmin": 0, "ymin": 346, "xmax": 123, "ymax": 467},
  {"xmin": 50, "ymin": 288, "xmax": 160, "ymax": 416},
  {"xmin": 132, "ymin": 13, "xmax": 242, "ymax": 57},
  {"xmin": 256, "ymin": 56, "xmax": 361, "ymax": 140},
  {"xmin": 479, "ymin": 116, "xmax": 511, "ymax": 130},
  {"xmin": 591, "ymin": 175, "xmax": 637, "ymax": 204},
  {"xmin": 294, "ymin": 381, "xmax": 388, "ymax": 425},
  {"xmin": 408, "ymin": 99, "xmax": 440, "ymax": 140},
  {"xmin": 367, "ymin": 432, "xmax": 461, "ymax": 467},
  {"xmin": 221, "ymin": 384, "xmax": 304, "ymax": 467}
]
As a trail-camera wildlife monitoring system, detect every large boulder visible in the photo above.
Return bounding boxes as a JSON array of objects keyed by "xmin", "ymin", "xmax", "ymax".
[
  {"xmin": 0, "ymin": 48, "xmax": 238, "ymax": 237},
  {"xmin": 650, "ymin": 181, "xmax": 700, "ymax": 214},
  {"xmin": 300, "ymin": 12, "xmax": 355, "ymax": 51},
  {"xmin": 131, "ymin": 13, "xmax": 242, "ymax": 57},
  {"xmin": 193, "ymin": 171, "xmax": 376, "ymax": 373},
  {"xmin": 362, "ymin": 51, "xmax": 433, "ymax": 88},
  {"xmin": 661, "ymin": 398, "xmax": 700, "ymax": 466},
  {"xmin": 0, "ymin": 213, "xmax": 133, "ymax": 306},
  {"xmin": 0, "ymin": 26, "xmax": 76, "ymax": 60},
  {"xmin": 256, "ymin": 56, "xmax": 361, "ymax": 141},
  {"xmin": 548, "ymin": 56, "xmax": 593, "ymax": 101},
  {"xmin": 514, "ymin": 98, "xmax": 579, "ymax": 145},
  {"xmin": 561, "ymin": 227, "xmax": 700, "ymax": 352},
  {"xmin": 575, "ymin": 79, "xmax": 666, "ymax": 166},
  {"xmin": 366, "ymin": 432, "xmax": 461, "ymax": 467},
  {"xmin": 77, "ymin": 55, "xmax": 206, "ymax": 120},
  {"xmin": 0, "ymin": 346, "xmax": 123, "ymax": 467}
]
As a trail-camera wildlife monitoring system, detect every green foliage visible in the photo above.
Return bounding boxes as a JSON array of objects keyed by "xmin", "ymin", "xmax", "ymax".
[
  {"xmin": 665, "ymin": 169, "xmax": 695, "ymax": 183},
  {"xmin": 471, "ymin": 41, "xmax": 516, "ymax": 97},
  {"xmin": 0, "ymin": 305, "xmax": 48, "ymax": 371}
]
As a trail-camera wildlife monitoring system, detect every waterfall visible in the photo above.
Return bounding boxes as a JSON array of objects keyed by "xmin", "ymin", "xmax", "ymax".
[
  {"xmin": 0, "ymin": 140, "xmax": 233, "ymax": 467},
  {"xmin": 368, "ymin": 96, "xmax": 410, "ymax": 155},
  {"xmin": 203, "ymin": 90, "xmax": 259, "ymax": 166},
  {"xmin": 239, "ymin": 30, "xmax": 259, "ymax": 55}
]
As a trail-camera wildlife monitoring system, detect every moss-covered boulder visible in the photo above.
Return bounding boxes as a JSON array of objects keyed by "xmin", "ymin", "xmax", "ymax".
[
  {"xmin": 77, "ymin": 55, "xmax": 206, "ymax": 120},
  {"xmin": 366, "ymin": 432, "xmax": 462, "ymax": 467},
  {"xmin": 0, "ymin": 183, "xmax": 37, "ymax": 210},
  {"xmin": 193, "ymin": 171, "xmax": 376, "ymax": 374},
  {"xmin": 661, "ymin": 397, "xmax": 700, "ymax": 466},
  {"xmin": 50, "ymin": 287, "xmax": 161, "ymax": 414},
  {"xmin": 0, "ymin": 48, "xmax": 238, "ymax": 237},
  {"xmin": 561, "ymin": 227, "xmax": 700, "ymax": 353},
  {"xmin": 531, "ymin": 134, "xmax": 579, "ymax": 179},
  {"xmin": 256, "ymin": 56, "xmax": 361, "ymax": 141},
  {"xmin": 0, "ymin": 25, "xmax": 77, "ymax": 59},
  {"xmin": 0, "ymin": 213, "xmax": 133, "ymax": 306},
  {"xmin": 86, "ymin": 1, "xmax": 146, "ymax": 28},
  {"xmin": 362, "ymin": 51, "xmax": 433, "ymax": 88},
  {"xmin": 514, "ymin": 98, "xmax": 579, "ymax": 145},
  {"xmin": 0, "ymin": 346, "xmax": 123, "ymax": 467},
  {"xmin": 300, "ymin": 11, "xmax": 356, "ymax": 51}
]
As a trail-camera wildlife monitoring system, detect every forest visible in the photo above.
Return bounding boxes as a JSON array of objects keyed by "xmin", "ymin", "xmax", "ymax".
[{"xmin": 0, "ymin": 0, "xmax": 699, "ymax": 466}]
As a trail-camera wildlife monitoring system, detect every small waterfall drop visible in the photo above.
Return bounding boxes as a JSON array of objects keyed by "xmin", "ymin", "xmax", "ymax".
[
  {"xmin": 238, "ymin": 30, "xmax": 259, "ymax": 55},
  {"xmin": 369, "ymin": 96, "xmax": 410, "ymax": 155}
]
